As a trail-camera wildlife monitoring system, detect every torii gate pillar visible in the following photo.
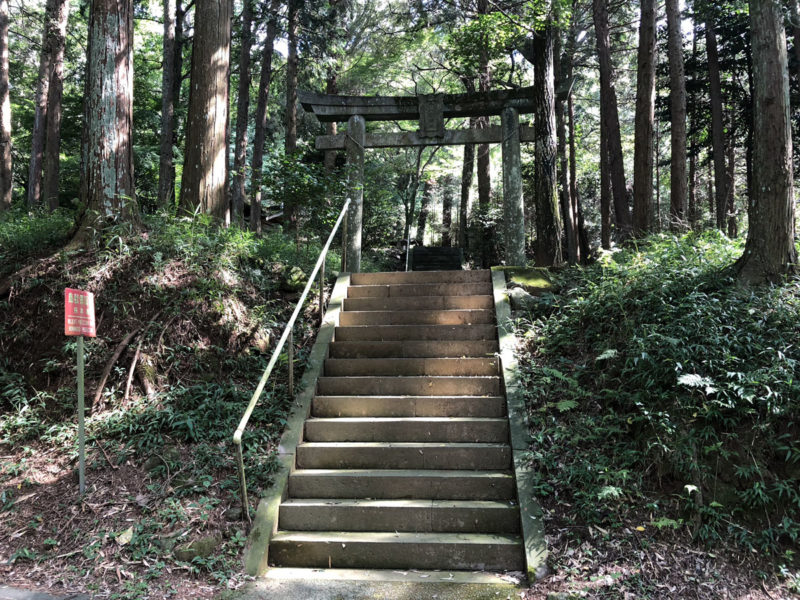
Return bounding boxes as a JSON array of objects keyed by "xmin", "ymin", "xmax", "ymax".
[
  {"xmin": 344, "ymin": 114, "xmax": 365, "ymax": 273},
  {"xmin": 502, "ymin": 106, "xmax": 525, "ymax": 265}
]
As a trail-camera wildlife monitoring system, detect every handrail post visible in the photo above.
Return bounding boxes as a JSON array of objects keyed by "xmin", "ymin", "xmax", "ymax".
[
  {"xmin": 232, "ymin": 198, "xmax": 349, "ymax": 524},
  {"xmin": 319, "ymin": 261, "xmax": 325, "ymax": 324},
  {"xmin": 341, "ymin": 216, "xmax": 348, "ymax": 272},
  {"xmin": 288, "ymin": 328, "xmax": 294, "ymax": 398},
  {"xmin": 236, "ymin": 441, "xmax": 251, "ymax": 524}
]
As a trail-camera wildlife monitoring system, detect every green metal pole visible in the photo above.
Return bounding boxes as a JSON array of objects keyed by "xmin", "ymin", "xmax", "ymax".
[{"xmin": 77, "ymin": 335, "xmax": 85, "ymax": 496}]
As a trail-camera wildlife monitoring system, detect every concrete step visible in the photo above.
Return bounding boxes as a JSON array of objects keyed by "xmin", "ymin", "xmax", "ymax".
[
  {"xmin": 269, "ymin": 531, "xmax": 525, "ymax": 570},
  {"xmin": 334, "ymin": 324, "xmax": 497, "ymax": 342},
  {"xmin": 296, "ymin": 442, "xmax": 512, "ymax": 470},
  {"xmin": 324, "ymin": 357, "xmax": 498, "ymax": 377},
  {"xmin": 339, "ymin": 309, "xmax": 494, "ymax": 327},
  {"xmin": 343, "ymin": 295, "xmax": 493, "ymax": 312},
  {"xmin": 329, "ymin": 340, "xmax": 498, "ymax": 359},
  {"xmin": 350, "ymin": 271, "xmax": 489, "ymax": 286},
  {"xmin": 347, "ymin": 282, "xmax": 492, "ymax": 298},
  {"xmin": 304, "ymin": 417, "xmax": 509, "ymax": 443},
  {"xmin": 317, "ymin": 376, "xmax": 501, "ymax": 397},
  {"xmin": 312, "ymin": 395, "xmax": 507, "ymax": 418},
  {"xmin": 288, "ymin": 469, "xmax": 516, "ymax": 500},
  {"xmin": 278, "ymin": 499, "xmax": 520, "ymax": 533}
]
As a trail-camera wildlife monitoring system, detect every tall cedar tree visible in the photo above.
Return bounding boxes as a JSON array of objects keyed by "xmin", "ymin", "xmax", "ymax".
[
  {"xmin": 525, "ymin": 21, "xmax": 562, "ymax": 266},
  {"xmin": 553, "ymin": 8, "xmax": 578, "ymax": 264},
  {"xmin": 705, "ymin": 18, "xmax": 730, "ymax": 231},
  {"xmin": 736, "ymin": 0, "xmax": 797, "ymax": 283},
  {"xmin": 231, "ymin": 0, "xmax": 254, "ymax": 224},
  {"xmin": 157, "ymin": 0, "xmax": 178, "ymax": 207},
  {"xmin": 593, "ymin": 0, "xmax": 632, "ymax": 238},
  {"xmin": 180, "ymin": 0, "xmax": 232, "ymax": 221},
  {"xmin": 250, "ymin": 1, "xmax": 280, "ymax": 233},
  {"xmin": 0, "ymin": 0, "xmax": 10, "ymax": 209},
  {"xmin": 632, "ymin": 0, "xmax": 656, "ymax": 235},
  {"xmin": 78, "ymin": 0, "xmax": 136, "ymax": 237},
  {"xmin": 284, "ymin": 0, "xmax": 299, "ymax": 229},
  {"xmin": 665, "ymin": 0, "xmax": 687, "ymax": 228},
  {"xmin": 27, "ymin": 0, "xmax": 69, "ymax": 209},
  {"xmin": 42, "ymin": 0, "xmax": 68, "ymax": 211},
  {"xmin": 476, "ymin": 0, "xmax": 491, "ymax": 266}
]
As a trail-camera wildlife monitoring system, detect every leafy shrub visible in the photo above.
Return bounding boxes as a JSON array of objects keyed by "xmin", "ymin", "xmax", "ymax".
[
  {"xmin": 0, "ymin": 207, "xmax": 75, "ymax": 277},
  {"xmin": 519, "ymin": 231, "xmax": 800, "ymax": 555}
]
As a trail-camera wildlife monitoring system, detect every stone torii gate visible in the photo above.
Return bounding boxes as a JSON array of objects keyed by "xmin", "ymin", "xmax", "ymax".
[{"xmin": 299, "ymin": 87, "xmax": 537, "ymax": 272}]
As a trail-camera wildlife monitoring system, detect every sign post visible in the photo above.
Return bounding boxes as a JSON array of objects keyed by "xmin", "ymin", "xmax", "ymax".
[{"xmin": 64, "ymin": 288, "xmax": 97, "ymax": 496}]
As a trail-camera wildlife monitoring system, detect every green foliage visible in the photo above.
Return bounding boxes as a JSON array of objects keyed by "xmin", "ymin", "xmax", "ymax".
[
  {"xmin": 519, "ymin": 232, "xmax": 800, "ymax": 556},
  {"xmin": 0, "ymin": 208, "xmax": 75, "ymax": 277}
]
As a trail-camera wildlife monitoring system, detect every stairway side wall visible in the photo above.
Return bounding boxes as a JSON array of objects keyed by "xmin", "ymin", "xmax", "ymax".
[{"xmin": 491, "ymin": 269, "xmax": 549, "ymax": 581}]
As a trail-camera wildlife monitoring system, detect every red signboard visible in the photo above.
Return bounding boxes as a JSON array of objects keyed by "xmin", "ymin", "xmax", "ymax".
[{"xmin": 64, "ymin": 288, "xmax": 97, "ymax": 337}]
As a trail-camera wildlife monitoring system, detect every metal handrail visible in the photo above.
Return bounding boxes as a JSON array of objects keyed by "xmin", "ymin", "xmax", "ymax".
[{"xmin": 233, "ymin": 198, "xmax": 351, "ymax": 522}]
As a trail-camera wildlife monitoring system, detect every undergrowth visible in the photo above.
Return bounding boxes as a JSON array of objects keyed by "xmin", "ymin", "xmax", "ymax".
[
  {"xmin": 518, "ymin": 231, "xmax": 800, "ymax": 570},
  {"xmin": 0, "ymin": 207, "xmax": 75, "ymax": 278},
  {"xmin": 0, "ymin": 212, "xmax": 347, "ymax": 594}
]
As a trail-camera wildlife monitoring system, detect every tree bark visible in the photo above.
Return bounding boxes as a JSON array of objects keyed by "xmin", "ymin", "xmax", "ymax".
[
  {"xmin": 790, "ymin": 0, "xmax": 800, "ymax": 81},
  {"xmin": 554, "ymin": 18, "xmax": 577, "ymax": 264},
  {"xmin": 416, "ymin": 179, "xmax": 433, "ymax": 246},
  {"xmin": 0, "ymin": 0, "xmax": 11, "ymax": 210},
  {"xmin": 593, "ymin": 0, "xmax": 632, "ymax": 239},
  {"xmin": 737, "ymin": 0, "xmax": 796, "ymax": 283},
  {"xmin": 727, "ymin": 125, "xmax": 737, "ymax": 238},
  {"xmin": 476, "ymin": 0, "xmax": 491, "ymax": 267},
  {"xmin": 458, "ymin": 117, "xmax": 475, "ymax": 251},
  {"xmin": 79, "ymin": 0, "xmax": 136, "ymax": 233},
  {"xmin": 600, "ymin": 106, "xmax": 612, "ymax": 249},
  {"xmin": 179, "ymin": 0, "xmax": 232, "ymax": 221},
  {"xmin": 41, "ymin": 0, "xmax": 69, "ymax": 212},
  {"xmin": 442, "ymin": 177, "xmax": 453, "ymax": 247},
  {"xmin": 323, "ymin": 73, "xmax": 338, "ymax": 172},
  {"xmin": 665, "ymin": 0, "xmax": 687, "ymax": 229},
  {"xmin": 633, "ymin": 0, "xmax": 656, "ymax": 236},
  {"xmin": 249, "ymin": 1, "xmax": 279, "ymax": 233},
  {"xmin": 284, "ymin": 0, "xmax": 299, "ymax": 229},
  {"xmin": 157, "ymin": 0, "xmax": 177, "ymax": 208},
  {"xmin": 530, "ymin": 23, "xmax": 562, "ymax": 267},
  {"xmin": 28, "ymin": 0, "xmax": 69, "ymax": 209},
  {"xmin": 706, "ymin": 20, "xmax": 729, "ymax": 232},
  {"xmin": 231, "ymin": 0, "xmax": 253, "ymax": 225}
]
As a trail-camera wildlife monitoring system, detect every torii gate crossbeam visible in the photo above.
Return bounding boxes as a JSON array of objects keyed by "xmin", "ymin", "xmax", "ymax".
[{"xmin": 300, "ymin": 87, "xmax": 535, "ymax": 271}]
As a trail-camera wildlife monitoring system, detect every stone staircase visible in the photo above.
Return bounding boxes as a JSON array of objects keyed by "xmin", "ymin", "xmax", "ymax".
[{"xmin": 268, "ymin": 269, "xmax": 525, "ymax": 572}]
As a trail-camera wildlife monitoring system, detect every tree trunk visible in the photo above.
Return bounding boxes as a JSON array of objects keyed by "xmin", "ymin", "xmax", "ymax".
[
  {"xmin": 458, "ymin": 117, "xmax": 475, "ymax": 251},
  {"xmin": 529, "ymin": 23, "xmax": 562, "ymax": 267},
  {"xmin": 284, "ymin": 0, "xmax": 299, "ymax": 229},
  {"xmin": 231, "ymin": 0, "xmax": 253, "ymax": 225},
  {"xmin": 179, "ymin": 0, "xmax": 231, "ymax": 220},
  {"xmin": 157, "ymin": 0, "xmax": 177, "ymax": 208},
  {"xmin": 476, "ymin": 0, "xmax": 491, "ymax": 267},
  {"xmin": 249, "ymin": 0, "xmax": 279, "ymax": 233},
  {"xmin": 554, "ymin": 18, "xmax": 577, "ymax": 264},
  {"xmin": 665, "ymin": 0, "xmax": 687, "ymax": 230},
  {"xmin": 593, "ymin": 0, "xmax": 632, "ymax": 239},
  {"xmin": 688, "ymin": 20, "xmax": 699, "ymax": 229},
  {"xmin": 442, "ymin": 177, "xmax": 453, "ymax": 247},
  {"xmin": 737, "ymin": 0, "xmax": 796, "ymax": 283},
  {"xmin": 727, "ymin": 128, "xmax": 737, "ymax": 238},
  {"xmin": 29, "ymin": 0, "xmax": 68, "ymax": 208},
  {"xmin": 416, "ymin": 179, "xmax": 433, "ymax": 246},
  {"xmin": 790, "ymin": 0, "xmax": 800, "ymax": 81},
  {"xmin": 600, "ymin": 107, "xmax": 612, "ymax": 249},
  {"xmin": 706, "ymin": 20, "xmax": 729, "ymax": 232},
  {"xmin": 0, "ymin": 0, "xmax": 11, "ymax": 210},
  {"xmin": 41, "ymin": 0, "xmax": 69, "ymax": 212},
  {"xmin": 79, "ymin": 0, "xmax": 136, "ymax": 233},
  {"xmin": 323, "ymin": 73, "xmax": 338, "ymax": 172},
  {"xmin": 632, "ymin": 0, "xmax": 657, "ymax": 236}
]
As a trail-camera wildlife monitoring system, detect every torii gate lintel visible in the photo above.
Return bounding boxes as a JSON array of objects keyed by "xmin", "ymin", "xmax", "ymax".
[{"xmin": 300, "ymin": 88, "xmax": 534, "ymax": 271}]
